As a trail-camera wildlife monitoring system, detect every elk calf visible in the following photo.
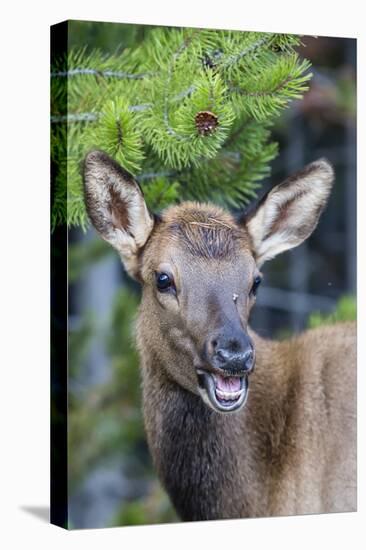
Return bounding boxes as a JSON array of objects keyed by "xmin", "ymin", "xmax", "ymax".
[{"xmin": 83, "ymin": 151, "xmax": 356, "ymax": 520}]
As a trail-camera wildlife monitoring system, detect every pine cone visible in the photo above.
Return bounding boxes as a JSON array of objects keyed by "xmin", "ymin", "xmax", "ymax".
[{"xmin": 195, "ymin": 111, "xmax": 219, "ymax": 136}]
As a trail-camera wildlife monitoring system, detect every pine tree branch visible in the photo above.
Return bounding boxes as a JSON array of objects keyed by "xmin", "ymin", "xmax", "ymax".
[
  {"xmin": 51, "ymin": 89, "xmax": 195, "ymax": 124},
  {"xmin": 51, "ymin": 103, "xmax": 152, "ymax": 124},
  {"xmin": 51, "ymin": 113, "xmax": 99, "ymax": 123},
  {"xmin": 224, "ymin": 119, "xmax": 251, "ymax": 147},
  {"xmin": 222, "ymin": 34, "xmax": 274, "ymax": 67},
  {"xmin": 230, "ymin": 75, "xmax": 292, "ymax": 97},
  {"xmin": 162, "ymin": 30, "xmax": 200, "ymax": 139},
  {"xmin": 51, "ymin": 28, "xmax": 312, "ymax": 228},
  {"xmin": 138, "ymin": 170, "xmax": 176, "ymax": 181},
  {"xmin": 51, "ymin": 35, "xmax": 283, "ymax": 126},
  {"xmin": 51, "ymin": 68, "xmax": 155, "ymax": 79},
  {"xmin": 173, "ymin": 85, "xmax": 196, "ymax": 101}
]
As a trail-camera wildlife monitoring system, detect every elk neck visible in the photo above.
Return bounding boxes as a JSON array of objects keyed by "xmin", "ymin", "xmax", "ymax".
[{"xmin": 139, "ymin": 328, "xmax": 294, "ymax": 520}]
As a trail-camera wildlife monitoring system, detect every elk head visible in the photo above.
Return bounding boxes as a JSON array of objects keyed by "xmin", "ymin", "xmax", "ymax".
[{"xmin": 83, "ymin": 151, "xmax": 334, "ymax": 414}]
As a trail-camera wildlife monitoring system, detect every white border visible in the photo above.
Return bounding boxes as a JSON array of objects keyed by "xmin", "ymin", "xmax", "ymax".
[{"xmin": 0, "ymin": 1, "xmax": 364, "ymax": 548}]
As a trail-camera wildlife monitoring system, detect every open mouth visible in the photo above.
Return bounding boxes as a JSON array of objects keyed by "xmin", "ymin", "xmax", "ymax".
[{"xmin": 196, "ymin": 369, "xmax": 249, "ymax": 413}]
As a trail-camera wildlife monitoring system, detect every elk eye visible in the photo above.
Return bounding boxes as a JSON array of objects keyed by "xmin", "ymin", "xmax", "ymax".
[
  {"xmin": 251, "ymin": 275, "xmax": 262, "ymax": 296},
  {"xmin": 156, "ymin": 272, "xmax": 174, "ymax": 292}
]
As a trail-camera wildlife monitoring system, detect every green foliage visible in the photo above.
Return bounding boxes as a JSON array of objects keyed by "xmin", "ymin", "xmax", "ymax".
[
  {"xmin": 307, "ymin": 295, "xmax": 357, "ymax": 329},
  {"xmin": 141, "ymin": 72, "xmax": 236, "ymax": 169},
  {"xmin": 231, "ymin": 53, "xmax": 311, "ymax": 121},
  {"xmin": 68, "ymin": 237, "xmax": 112, "ymax": 283},
  {"xmin": 68, "ymin": 280, "xmax": 178, "ymax": 525},
  {"xmin": 142, "ymin": 177, "xmax": 182, "ymax": 211},
  {"xmin": 181, "ymin": 120, "xmax": 278, "ymax": 207},
  {"xmin": 68, "ymin": 287, "xmax": 143, "ymax": 486},
  {"xmin": 51, "ymin": 26, "xmax": 312, "ymax": 228},
  {"xmin": 113, "ymin": 482, "xmax": 178, "ymax": 526},
  {"xmin": 84, "ymin": 97, "xmax": 145, "ymax": 174}
]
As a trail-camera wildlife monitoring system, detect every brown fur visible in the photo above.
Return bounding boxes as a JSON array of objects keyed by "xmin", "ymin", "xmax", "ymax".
[
  {"xmin": 83, "ymin": 151, "xmax": 356, "ymax": 521},
  {"xmin": 138, "ymin": 323, "xmax": 356, "ymax": 519}
]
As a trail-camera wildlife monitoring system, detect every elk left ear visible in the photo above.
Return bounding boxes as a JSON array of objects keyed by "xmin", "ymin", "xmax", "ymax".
[
  {"xmin": 83, "ymin": 150, "xmax": 154, "ymax": 279},
  {"xmin": 244, "ymin": 159, "xmax": 334, "ymax": 267}
]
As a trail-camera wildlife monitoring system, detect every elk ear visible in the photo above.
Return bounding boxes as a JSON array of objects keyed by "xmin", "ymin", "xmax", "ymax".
[
  {"xmin": 83, "ymin": 150, "xmax": 154, "ymax": 279},
  {"xmin": 245, "ymin": 159, "xmax": 334, "ymax": 267}
]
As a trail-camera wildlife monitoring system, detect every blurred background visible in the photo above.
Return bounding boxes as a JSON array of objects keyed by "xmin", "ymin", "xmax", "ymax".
[{"xmin": 66, "ymin": 22, "xmax": 356, "ymax": 528}]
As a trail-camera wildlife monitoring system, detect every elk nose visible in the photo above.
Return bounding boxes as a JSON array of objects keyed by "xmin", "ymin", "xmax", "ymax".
[{"xmin": 209, "ymin": 333, "xmax": 255, "ymax": 374}]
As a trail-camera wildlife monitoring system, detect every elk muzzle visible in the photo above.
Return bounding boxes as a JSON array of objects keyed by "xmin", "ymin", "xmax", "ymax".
[
  {"xmin": 208, "ymin": 330, "xmax": 255, "ymax": 374},
  {"xmin": 197, "ymin": 328, "xmax": 255, "ymax": 414}
]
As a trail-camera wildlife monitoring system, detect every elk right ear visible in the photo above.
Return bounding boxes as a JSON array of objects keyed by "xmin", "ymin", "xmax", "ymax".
[
  {"xmin": 83, "ymin": 150, "xmax": 154, "ymax": 279},
  {"xmin": 244, "ymin": 159, "xmax": 334, "ymax": 267}
]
